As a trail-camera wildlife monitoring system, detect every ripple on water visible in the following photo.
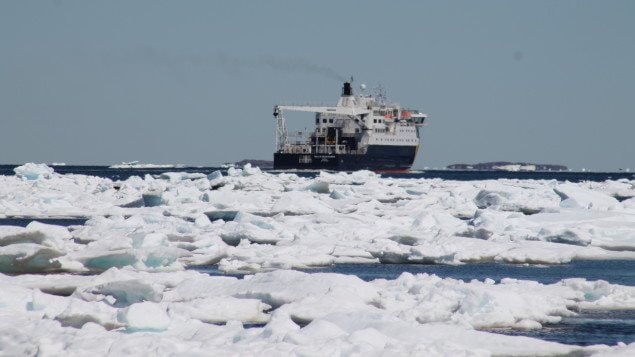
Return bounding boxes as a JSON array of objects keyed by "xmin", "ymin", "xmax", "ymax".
[{"xmin": 491, "ymin": 310, "xmax": 635, "ymax": 346}]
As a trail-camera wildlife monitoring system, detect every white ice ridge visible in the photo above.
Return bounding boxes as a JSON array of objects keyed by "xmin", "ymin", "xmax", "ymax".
[
  {"xmin": 13, "ymin": 163, "xmax": 54, "ymax": 180},
  {"xmin": 1, "ymin": 163, "xmax": 635, "ymax": 273},
  {"xmin": 1, "ymin": 268, "xmax": 634, "ymax": 355}
]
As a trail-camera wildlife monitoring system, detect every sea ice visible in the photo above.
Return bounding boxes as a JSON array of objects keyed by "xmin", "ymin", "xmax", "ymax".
[
  {"xmin": 13, "ymin": 163, "xmax": 55, "ymax": 180},
  {"xmin": 1, "ymin": 165, "xmax": 635, "ymax": 354},
  {"xmin": 118, "ymin": 301, "xmax": 171, "ymax": 331},
  {"xmin": 2, "ymin": 268, "xmax": 630, "ymax": 355},
  {"xmin": 1, "ymin": 167, "xmax": 634, "ymax": 271},
  {"xmin": 554, "ymin": 183, "xmax": 620, "ymax": 210}
]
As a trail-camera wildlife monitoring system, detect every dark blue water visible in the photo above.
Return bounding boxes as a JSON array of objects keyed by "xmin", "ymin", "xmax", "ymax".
[
  {"xmin": 1, "ymin": 164, "xmax": 634, "ymax": 182},
  {"xmin": 492, "ymin": 310, "xmax": 635, "ymax": 346},
  {"xmin": 303, "ymin": 261, "xmax": 635, "ymax": 285},
  {"xmin": 0, "ymin": 217, "xmax": 88, "ymax": 227},
  {"xmin": 196, "ymin": 261, "xmax": 635, "ymax": 286}
]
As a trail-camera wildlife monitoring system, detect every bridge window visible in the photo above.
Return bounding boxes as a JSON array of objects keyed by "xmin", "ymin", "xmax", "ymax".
[
  {"xmin": 329, "ymin": 118, "xmax": 334, "ymax": 123},
  {"xmin": 322, "ymin": 118, "xmax": 327, "ymax": 123}
]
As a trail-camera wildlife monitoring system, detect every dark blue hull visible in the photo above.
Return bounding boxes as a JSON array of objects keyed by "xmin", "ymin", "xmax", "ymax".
[{"xmin": 274, "ymin": 145, "xmax": 418, "ymax": 171}]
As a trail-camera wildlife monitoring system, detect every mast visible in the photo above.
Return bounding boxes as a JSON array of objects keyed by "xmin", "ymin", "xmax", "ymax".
[{"xmin": 273, "ymin": 106, "xmax": 287, "ymax": 152}]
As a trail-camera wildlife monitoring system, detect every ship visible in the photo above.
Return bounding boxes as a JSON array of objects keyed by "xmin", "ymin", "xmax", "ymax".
[{"xmin": 272, "ymin": 80, "xmax": 427, "ymax": 171}]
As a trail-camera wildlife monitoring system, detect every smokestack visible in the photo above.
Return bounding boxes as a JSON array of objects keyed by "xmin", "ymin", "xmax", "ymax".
[{"xmin": 341, "ymin": 82, "xmax": 352, "ymax": 97}]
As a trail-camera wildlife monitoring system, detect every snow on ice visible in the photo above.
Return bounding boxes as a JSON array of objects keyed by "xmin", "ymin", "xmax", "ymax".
[{"xmin": 1, "ymin": 163, "xmax": 635, "ymax": 355}]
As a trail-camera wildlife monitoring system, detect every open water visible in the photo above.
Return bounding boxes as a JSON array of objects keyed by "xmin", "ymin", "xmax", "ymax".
[
  {"xmin": 1, "ymin": 164, "xmax": 634, "ymax": 182},
  {"xmin": 2, "ymin": 164, "xmax": 634, "ymax": 347}
]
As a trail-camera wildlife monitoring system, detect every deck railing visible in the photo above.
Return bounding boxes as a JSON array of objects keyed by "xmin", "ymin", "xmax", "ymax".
[{"xmin": 281, "ymin": 144, "xmax": 365, "ymax": 155}]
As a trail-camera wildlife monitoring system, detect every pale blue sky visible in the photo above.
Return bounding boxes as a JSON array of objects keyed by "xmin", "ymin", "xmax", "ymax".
[{"xmin": 1, "ymin": 1, "xmax": 633, "ymax": 170}]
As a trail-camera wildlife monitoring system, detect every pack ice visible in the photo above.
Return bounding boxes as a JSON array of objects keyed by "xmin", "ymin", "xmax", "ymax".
[{"xmin": 0, "ymin": 163, "xmax": 634, "ymax": 355}]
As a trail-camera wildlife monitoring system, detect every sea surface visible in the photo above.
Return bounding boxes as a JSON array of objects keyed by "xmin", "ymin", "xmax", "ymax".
[
  {"xmin": 1, "ymin": 164, "xmax": 634, "ymax": 347},
  {"xmin": 1, "ymin": 164, "xmax": 634, "ymax": 182}
]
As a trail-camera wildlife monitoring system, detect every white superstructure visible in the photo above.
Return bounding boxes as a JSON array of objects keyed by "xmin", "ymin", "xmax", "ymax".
[{"xmin": 273, "ymin": 81, "xmax": 427, "ymax": 156}]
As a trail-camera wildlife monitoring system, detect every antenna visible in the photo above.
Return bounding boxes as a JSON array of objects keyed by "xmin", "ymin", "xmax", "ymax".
[{"xmin": 375, "ymin": 84, "xmax": 387, "ymax": 103}]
